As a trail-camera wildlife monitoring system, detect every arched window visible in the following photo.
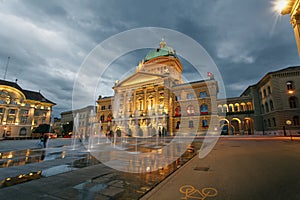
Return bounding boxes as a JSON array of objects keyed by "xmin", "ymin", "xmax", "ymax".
[
  {"xmin": 265, "ymin": 102, "xmax": 269, "ymax": 113},
  {"xmin": 202, "ymin": 120, "xmax": 208, "ymax": 127},
  {"xmin": 175, "ymin": 106, "xmax": 181, "ymax": 117},
  {"xmin": 246, "ymin": 102, "xmax": 253, "ymax": 110},
  {"xmin": 187, "ymin": 105, "xmax": 195, "ymax": 116},
  {"xmin": 293, "ymin": 116, "xmax": 299, "ymax": 125},
  {"xmin": 176, "ymin": 121, "xmax": 180, "ymax": 129},
  {"xmin": 240, "ymin": 103, "xmax": 246, "ymax": 111},
  {"xmin": 267, "ymin": 86, "xmax": 271, "ymax": 94},
  {"xmin": 261, "ymin": 105, "xmax": 265, "ymax": 114},
  {"xmin": 229, "ymin": 104, "xmax": 233, "ymax": 112},
  {"xmin": 218, "ymin": 105, "xmax": 223, "ymax": 113},
  {"xmin": 268, "ymin": 119, "xmax": 271, "ymax": 127},
  {"xmin": 200, "ymin": 104, "xmax": 208, "ymax": 115},
  {"xmin": 263, "ymin": 89, "xmax": 267, "ymax": 97},
  {"xmin": 286, "ymin": 81, "xmax": 294, "ymax": 90},
  {"xmin": 234, "ymin": 103, "xmax": 239, "ymax": 112},
  {"xmin": 223, "ymin": 105, "xmax": 228, "ymax": 112},
  {"xmin": 289, "ymin": 97, "xmax": 298, "ymax": 108},
  {"xmin": 270, "ymin": 100, "xmax": 274, "ymax": 111}
]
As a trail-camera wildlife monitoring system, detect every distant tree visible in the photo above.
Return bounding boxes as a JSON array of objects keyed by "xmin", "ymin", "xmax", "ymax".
[
  {"xmin": 32, "ymin": 124, "xmax": 54, "ymax": 134},
  {"xmin": 62, "ymin": 121, "xmax": 73, "ymax": 135}
]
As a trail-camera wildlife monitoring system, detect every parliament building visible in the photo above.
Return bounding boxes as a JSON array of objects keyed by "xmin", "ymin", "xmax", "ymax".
[{"xmin": 96, "ymin": 41, "xmax": 300, "ymax": 136}]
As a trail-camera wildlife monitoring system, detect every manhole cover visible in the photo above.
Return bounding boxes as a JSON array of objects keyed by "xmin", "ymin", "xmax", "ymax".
[{"xmin": 194, "ymin": 167, "xmax": 209, "ymax": 171}]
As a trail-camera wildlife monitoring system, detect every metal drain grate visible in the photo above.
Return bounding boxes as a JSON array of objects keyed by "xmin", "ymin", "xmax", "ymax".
[{"xmin": 194, "ymin": 167, "xmax": 210, "ymax": 171}]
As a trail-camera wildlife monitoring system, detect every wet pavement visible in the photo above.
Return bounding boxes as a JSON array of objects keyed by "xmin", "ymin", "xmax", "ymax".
[{"xmin": 0, "ymin": 137, "xmax": 201, "ymax": 199}]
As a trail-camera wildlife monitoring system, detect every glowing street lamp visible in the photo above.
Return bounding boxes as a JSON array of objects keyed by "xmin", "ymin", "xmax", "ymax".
[{"xmin": 277, "ymin": 0, "xmax": 300, "ymax": 56}]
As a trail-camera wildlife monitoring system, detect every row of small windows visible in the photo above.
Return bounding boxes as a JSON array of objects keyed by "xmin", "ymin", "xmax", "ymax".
[
  {"xmin": 175, "ymin": 120, "xmax": 209, "ymax": 129},
  {"xmin": 175, "ymin": 104, "xmax": 209, "ymax": 116},
  {"xmin": 260, "ymin": 86, "xmax": 272, "ymax": 99},
  {"xmin": 264, "ymin": 116, "xmax": 300, "ymax": 128},
  {"xmin": 176, "ymin": 91, "xmax": 207, "ymax": 101},
  {"xmin": 100, "ymin": 114, "xmax": 113, "ymax": 122},
  {"xmin": 217, "ymin": 102, "xmax": 253, "ymax": 113},
  {"xmin": 262, "ymin": 97, "xmax": 298, "ymax": 113},
  {"xmin": 264, "ymin": 118, "xmax": 277, "ymax": 128},
  {"xmin": 101, "ymin": 105, "xmax": 112, "ymax": 110}
]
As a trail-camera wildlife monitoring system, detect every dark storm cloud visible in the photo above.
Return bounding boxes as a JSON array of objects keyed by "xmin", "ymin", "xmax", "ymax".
[{"xmin": 0, "ymin": 0, "xmax": 299, "ymax": 117}]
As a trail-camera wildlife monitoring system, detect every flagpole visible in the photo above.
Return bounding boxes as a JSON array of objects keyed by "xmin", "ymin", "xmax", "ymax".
[{"xmin": 3, "ymin": 56, "xmax": 10, "ymax": 80}]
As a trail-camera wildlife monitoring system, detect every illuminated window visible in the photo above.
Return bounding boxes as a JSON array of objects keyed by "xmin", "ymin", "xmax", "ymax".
[
  {"xmin": 200, "ymin": 104, "xmax": 208, "ymax": 115},
  {"xmin": 175, "ymin": 106, "xmax": 181, "ymax": 116},
  {"xmin": 187, "ymin": 93, "xmax": 194, "ymax": 100},
  {"xmin": 200, "ymin": 91, "xmax": 207, "ymax": 98},
  {"xmin": 286, "ymin": 81, "xmax": 294, "ymax": 90},
  {"xmin": 202, "ymin": 120, "xmax": 208, "ymax": 127},
  {"xmin": 187, "ymin": 105, "xmax": 195, "ymax": 115}
]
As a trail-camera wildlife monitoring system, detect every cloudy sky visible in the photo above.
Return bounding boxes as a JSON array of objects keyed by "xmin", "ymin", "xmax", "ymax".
[{"xmin": 0, "ymin": 0, "xmax": 299, "ymax": 117}]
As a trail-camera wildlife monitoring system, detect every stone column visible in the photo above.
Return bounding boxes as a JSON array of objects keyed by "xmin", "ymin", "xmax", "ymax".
[
  {"xmin": 15, "ymin": 108, "xmax": 20, "ymax": 124},
  {"xmin": 143, "ymin": 88, "xmax": 147, "ymax": 113},
  {"xmin": 155, "ymin": 86, "xmax": 159, "ymax": 113},
  {"xmin": 291, "ymin": 14, "xmax": 300, "ymax": 56},
  {"xmin": 2, "ymin": 108, "xmax": 8, "ymax": 123}
]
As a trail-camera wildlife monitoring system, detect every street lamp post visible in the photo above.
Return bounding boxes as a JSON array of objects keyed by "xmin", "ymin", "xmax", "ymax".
[{"xmin": 286, "ymin": 119, "xmax": 293, "ymax": 141}]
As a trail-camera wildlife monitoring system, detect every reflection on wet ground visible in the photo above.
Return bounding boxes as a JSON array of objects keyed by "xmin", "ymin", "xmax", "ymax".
[
  {"xmin": 0, "ymin": 147, "xmax": 66, "ymax": 168},
  {"xmin": 72, "ymin": 140, "xmax": 201, "ymax": 199},
  {"xmin": 0, "ymin": 137, "xmax": 201, "ymax": 199}
]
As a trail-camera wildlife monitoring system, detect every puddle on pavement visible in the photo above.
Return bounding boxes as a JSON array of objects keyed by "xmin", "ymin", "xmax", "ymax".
[{"xmin": 0, "ymin": 148, "xmax": 66, "ymax": 168}]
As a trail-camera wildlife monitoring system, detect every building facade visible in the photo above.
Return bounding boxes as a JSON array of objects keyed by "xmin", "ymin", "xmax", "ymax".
[
  {"xmin": 0, "ymin": 79, "xmax": 55, "ymax": 138},
  {"xmin": 97, "ymin": 40, "xmax": 219, "ymax": 136},
  {"xmin": 60, "ymin": 105, "xmax": 96, "ymax": 138},
  {"xmin": 95, "ymin": 41, "xmax": 300, "ymax": 136}
]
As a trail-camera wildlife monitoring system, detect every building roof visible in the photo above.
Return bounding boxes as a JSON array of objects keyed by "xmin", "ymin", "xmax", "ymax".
[
  {"xmin": 0, "ymin": 79, "xmax": 23, "ymax": 91},
  {"xmin": 144, "ymin": 40, "xmax": 177, "ymax": 61},
  {"xmin": 0, "ymin": 79, "xmax": 55, "ymax": 105},
  {"xmin": 23, "ymin": 90, "xmax": 56, "ymax": 105}
]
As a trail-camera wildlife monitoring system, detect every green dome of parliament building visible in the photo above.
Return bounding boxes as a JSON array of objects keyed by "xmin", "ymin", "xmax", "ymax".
[{"xmin": 144, "ymin": 39, "xmax": 177, "ymax": 61}]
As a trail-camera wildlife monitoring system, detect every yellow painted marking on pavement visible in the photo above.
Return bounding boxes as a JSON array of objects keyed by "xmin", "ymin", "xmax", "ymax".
[{"xmin": 180, "ymin": 185, "xmax": 218, "ymax": 200}]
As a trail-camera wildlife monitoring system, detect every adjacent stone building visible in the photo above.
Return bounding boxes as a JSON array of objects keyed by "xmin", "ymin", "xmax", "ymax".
[{"xmin": 0, "ymin": 79, "xmax": 55, "ymax": 138}]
